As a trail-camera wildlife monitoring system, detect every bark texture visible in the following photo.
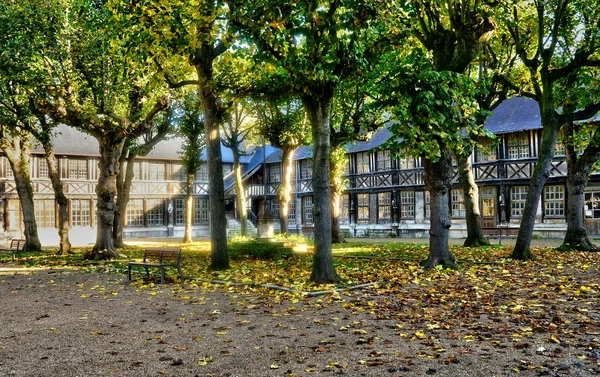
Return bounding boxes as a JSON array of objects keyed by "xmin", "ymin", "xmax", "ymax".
[
  {"xmin": 42, "ymin": 143, "xmax": 71, "ymax": 254},
  {"xmin": 560, "ymin": 123, "xmax": 600, "ymax": 251},
  {"xmin": 303, "ymin": 89, "xmax": 338, "ymax": 284},
  {"xmin": 456, "ymin": 154, "xmax": 489, "ymax": 247},
  {"xmin": 194, "ymin": 60, "xmax": 228, "ymax": 271},
  {"xmin": 88, "ymin": 136, "xmax": 126, "ymax": 260},
  {"xmin": 330, "ymin": 148, "xmax": 347, "ymax": 244},
  {"xmin": 113, "ymin": 148, "xmax": 134, "ymax": 248},
  {"xmin": 512, "ymin": 116, "xmax": 559, "ymax": 260},
  {"xmin": 233, "ymin": 152, "xmax": 247, "ymax": 237},
  {"xmin": 183, "ymin": 172, "xmax": 194, "ymax": 243},
  {"xmin": 277, "ymin": 147, "xmax": 294, "ymax": 235},
  {"xmin": 423, "ymin": 148, "xmax": 456, "ymax": 269},
  {"xmin": 0, "ymin": 136, "xmax": 42, "ymax": 252}
]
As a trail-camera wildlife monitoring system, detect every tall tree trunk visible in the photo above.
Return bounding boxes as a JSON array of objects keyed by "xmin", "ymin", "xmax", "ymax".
[
  {"xmin": 330, "ymin": 147, "xmax": 346, "ymax": 244},
  {"xmin": 560, "ymin": 122, "xmax": 600, "ymax": 251},
  {"xmin": 88, "ymin": 135, "xmax": 125, "ymax": 260},
  {"xmin": 5, "ymin": 146, "xmax": 42, "ymax": 252},
  {"xmin": 0, "ymin": 136, "xmax": 42, "ymax": 252},
  {"xmin": 456, "ymin": 154, "xmax": 489, "ymax": 247},
  {"xmin": 196, "ymin": 64, "xmax": 229, "ymax": 271},
  {"xmin": 41, "ymin": 141, "xmax": 71, "ymax": 254},
  {"xmin": 183, "ymin": 172, "xmax": 194, "ymax": 243},
  {"xmin": 233, "ymin": 154, "xmax": 247, "ymax": 237},
  {"xmin": 423, "ymin": 148, "xmax": 456, "ymax": 269},
  {"xmin": 511, "ymin": 118, "xmax": 560, "ymax": 260},
  {"xmin": 303, "ymin": 90, "xmax": 338, "ymax": 284},
  {"xmin": 114, "ymin": 149, "xmax": 135, "ymax": 248},
  {"xmin": 277, "ymin": 147, "xmax": 294, "ymax": 235}
]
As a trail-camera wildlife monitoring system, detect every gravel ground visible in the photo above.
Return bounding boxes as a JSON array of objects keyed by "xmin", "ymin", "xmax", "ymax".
[{"xmin": 1, "ymin": 267, "xmax": 599, "ymax": 377}]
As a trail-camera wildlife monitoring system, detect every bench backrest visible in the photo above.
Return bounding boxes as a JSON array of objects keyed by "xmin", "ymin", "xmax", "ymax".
[
  {"xmin": 10, "ymin": 239, "xmax": 27, "ymax": 252},
  {"xmin": 143, "ymin": 247, "xmax": 181, "ymax": 265}
]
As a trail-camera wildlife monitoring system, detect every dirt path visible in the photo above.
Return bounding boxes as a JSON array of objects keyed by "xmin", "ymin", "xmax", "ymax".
[{"xmin": 1, "ymin": 268, "xmax": 599, "ymax": 377}]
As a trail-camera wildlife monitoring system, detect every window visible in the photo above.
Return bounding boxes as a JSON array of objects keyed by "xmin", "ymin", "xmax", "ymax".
[
  {"xmin": 174, "ymin": 199, "xmax": 185, "ymax": 225},
  {"xmin": 269, "ymin": 199, "xmax": 280, "ymax": 218},
  {"xmin": 356, "ymin": 152, "xmax": 370, "ymax": 174},
  {"xmin": 340, "ymin": 195, "xmax": 349, "ymax": 223},
  {"xmin": 510, "ymin": 186, "xmax": 528, "ymax": 217},
  {"xmin": 376, "ymin": 150, "xmax": 392, "ymax": 171},
  {"xmin": 149, "ymin": 163, "xmax": 165, "ymax": 181},
  {"xmin": 0, "ymin": 157, "xmax": 11, "ymax": 178},
  {"xmin": 544, "ymin": 185, "xmax": 564, "ymax": 217},
  {"xmin": 476, "ymin": 138, "xmax": 497, "ymax": 162},
  {"xmin": 300, "ymin": 160, "xmax": 313, "ymax": 180},
  {"xmin": 269, "ymin": 164, "xmax": 281, "ymax": 182},
  {"xmin": 357, "ymin": 193, "xmax": 369, "ymax": 223},
  {"xmin": 451, "ymin": 189, "xmax": 466, "ymax": 218},
  {"xmin": 288, "ymin": 200, "xmax": 296, "ymax": 223},
  {"xmin": 585, "ymin": 191, "xmax": 600, "ymax": 218},
  {"xmin": 398, "ymin": 149, "xmax": 415, "ymax": 169},
  {"xmin": 196, "ymin": 163, "xmax": 208, "ymax": 182},
  {"xmin": 400, "ymin": 191, "xmax": 415, "ymax": 219},
  {"xmin": 71, "ymin": 199, "xmax": 91, "ymax": 227},
  {"xmin": 68, "ymin": 159, "xmax": 87, "ymax": 179},
  {"xmin": 172, "ymin": 163, "xmax": 185, "ymax": 181},
  {"xmin": 425, "ymin": 191, "xmax": 431, "ymax": 218},
  {"xmin": 303, "ymin": 196, "xmax": 314, "ymax": 225},
  {"xmin": 131, "ymin": 162, "xmax": 141, "ymax": 180},
  {"xmin": 194, "ymin": 198, "xmax": 209, "ymax": 224},
  {"xmin": 126, "ymin": 199, "xmax": 144, "ymax": 227},
  {"xmin": 378, "ymin": 192, "xmax": 392, "ymax": 223},
  {"xmin": 146, "ymin": 199, "xmax": 164, "ymax": 226},
  {"xmin": 36, "ymin": 157, "xmax": 49, "ymax": 179},
  {"xmin": 507, "ymin": 133, "xmax": 530, "ymax": 159},
  {"xmin": 34, "ymin": 199, "xmax": 55, "ymax": 228},
  {"xmin": 480, "ymin": 187, "xmax": 496, "ymax": 217},
  {"xmin": 7, "ymin": 199, "xmax": 22, "ymax": 230}
]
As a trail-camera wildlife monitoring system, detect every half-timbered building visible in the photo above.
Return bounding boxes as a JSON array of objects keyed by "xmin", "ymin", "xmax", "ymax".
[
  {"xmin": 239, "ymin": 97, "xmax": 600, "ymax": 238},
  {"xmin": 3, "ymin": 97, "xmax": 600, "ymax": 242}
]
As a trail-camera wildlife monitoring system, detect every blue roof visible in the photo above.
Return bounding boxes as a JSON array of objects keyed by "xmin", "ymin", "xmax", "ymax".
[
  {"xmin": 346, "ymin": 126, "xmax": 393, "ymax": 153},
  {"xmin": 224, "ymin": 145, "xmax": 278, "ymax": 191},
  {"xmin": 484, "ymin": 97, "xmax": 542, "ymax": 134}
]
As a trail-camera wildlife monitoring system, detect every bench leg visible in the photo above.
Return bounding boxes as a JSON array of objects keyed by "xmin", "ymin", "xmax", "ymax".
[
  {"xmin": 144, "ymin": 267, "xmax": 150, "ymax": 279},
  {"xmin": 177, "ymin": 266, "xmax": 184, "ymax": 283},
  {"xmin": 127, "ymin": 265, "xmax": 132, "ymax": 281},
  {"xmin": 499, "ymin": 236, "xmax": 503, "ymax": 246},
  {"xmin": 160, "ymin": 266, "xmax": 165, "ymax": 285}
]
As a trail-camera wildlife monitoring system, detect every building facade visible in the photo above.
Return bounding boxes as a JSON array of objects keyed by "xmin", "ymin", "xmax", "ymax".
[{"xmin": 2, "ymin": 97, "xmax": 600, "ymax": 243}]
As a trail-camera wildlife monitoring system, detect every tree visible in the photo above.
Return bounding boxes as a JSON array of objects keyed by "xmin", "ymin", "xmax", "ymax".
[
  {"xmin": 402, "ymin": 0, "xmax": 498, "ymax": 249},
  {"xmin": 500, "ymin": 0, "xmax": 600, "ymax": 259},
  {"xmin": 174, "ymin": 92, "xmax": 206, "ymax": 244},
  {"xmin": 0, "ymin": 126, "xmax": 42, "ymax": 252},
  {"xmin": 375, "ymin": 52, "xmax": 491, "ymax": 268},
  {"xmin": 221, "ymin": 101, "xmax": 254, "ymax": 237},
  {"xmin": 32, "ymin": 0, "xmax": 171, "ymax": 259},
  {"xmin": 229, "ymin": 0, "xmax": 382, "ymax": 283},
  {"xmin": 115, "ymin": 0, "xmax": 233, "ymax": 270},
  {"xmin": 256, "ymin": 97, "xmax": 308, "ymax": 235},
  {"xmin": 28, "ymin": 114, "xmax": 73, "ymax": 254},
  {"xmin": 113, "ymin": 111, "xmax": 172, "ymax": 247},
  {"xmin": 377, "ymin": 0, "xmax": 495, "ymax": 267},
  {"xmin": 330, "ymin": 77, "xmax": 383, "ymax": 243}
]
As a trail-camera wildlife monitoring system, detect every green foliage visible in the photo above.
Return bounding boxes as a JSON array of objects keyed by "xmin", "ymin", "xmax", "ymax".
[
  {"xmin": 173, "ymin": 91, "xmax": 205, "ymax": 176},
  {"xmin": 374, "ymin": 50, "xmax": 492, "ymax": 161},
  {"xmin": 228, "ymin": 240, "xmax": 288, "ymax": 260}
]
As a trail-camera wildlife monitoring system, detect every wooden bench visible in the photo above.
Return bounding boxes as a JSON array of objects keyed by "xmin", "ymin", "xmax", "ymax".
[
  {"xmin": 127, "ymin": 247, "xmax": 184, "ymax": 284},
  {"xmin": 482, "ymin": 227, "xmax": 519, "ymax": 245},
  {"xmin": 0, "ymin": 239, "xmax": 28, "ymax": 262}
]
